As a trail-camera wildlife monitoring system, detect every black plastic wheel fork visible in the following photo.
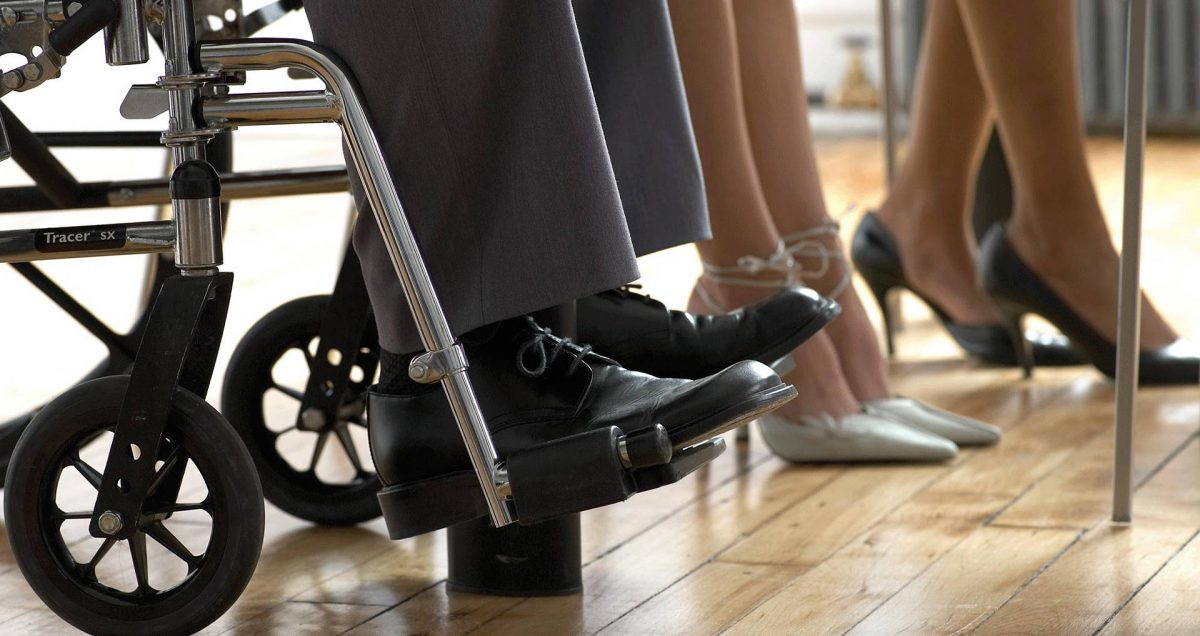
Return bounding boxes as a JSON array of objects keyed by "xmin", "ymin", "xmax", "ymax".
[
  {"xmin": 89, "ymin": 271, "xmax": 234, "ymax": 540},
  {"xmin": 294, "ymin": 248, "xmax": 375, "ymax": 433}
]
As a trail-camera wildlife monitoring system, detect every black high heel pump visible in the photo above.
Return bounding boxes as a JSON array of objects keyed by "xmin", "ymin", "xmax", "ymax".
[
  {"xmin": 850, "ymin": 212, "xmax": 1083, "ymax": 368},
  {"xmin": 977, "ymin": 224, "xmax": 1199, "ymax": 384}
]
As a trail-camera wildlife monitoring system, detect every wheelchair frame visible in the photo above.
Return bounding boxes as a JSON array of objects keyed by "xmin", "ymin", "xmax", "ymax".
[{"xmin": 0, "ymin": 0, "xmax": 348, "ymax": 479}]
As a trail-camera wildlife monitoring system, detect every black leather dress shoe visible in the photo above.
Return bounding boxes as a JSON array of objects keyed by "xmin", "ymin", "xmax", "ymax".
[
  {"xmin": 370, "ymin": 316, "xmax": 796, "ymax": 538},
  {"xmin": 576, "ymin": 285, "xmax": 839, "ymax": 379}
]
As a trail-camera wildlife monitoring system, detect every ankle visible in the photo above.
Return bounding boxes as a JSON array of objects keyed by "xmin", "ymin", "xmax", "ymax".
[
  {"xmin": 877, "ymin": 177, "xmax": 971, "ymax": 242},
  {"xmin": 1006, "ymin": 205, "xmax": 1116, "ymax": 278},
  {"xmin": 691, "ymin": 270, "xmax": 782, "ymax": 314}
]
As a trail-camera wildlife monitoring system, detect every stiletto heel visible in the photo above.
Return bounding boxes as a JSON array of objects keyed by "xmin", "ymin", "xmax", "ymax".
[
  {"xmin": 867, "ymin": 282, "xmax": 897, "ymax": 356},
  {"xmin": 995, "ymin": 304, "xmax": 1033, "ymax": 378},
  {"xmin": 850, "ymin": 212, "xmax": 1082, "ymax": 368},
  {"xmin": 977, "ymin": 224, "xmax": 1199, "ymax": 385}
]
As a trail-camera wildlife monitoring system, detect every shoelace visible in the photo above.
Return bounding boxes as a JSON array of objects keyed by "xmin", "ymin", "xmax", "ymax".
[{"xmin": 515, "ymin": 317, "xmax": 594, "ymax": 378}]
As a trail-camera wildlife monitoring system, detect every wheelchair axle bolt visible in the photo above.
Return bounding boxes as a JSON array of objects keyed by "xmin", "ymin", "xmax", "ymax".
[
  {"xmin": 2, "ymin": 71, "xmax": 24, "ymax": 91},
  {"xmin": 18, "ymin": 63, "xmax": 40, "ymax": 82},
  {"xmin": 300, "ymin": 408, "xmax": 327, "ymax": 431},
  {"xmin": 97, "ymin": 511, "xmax": 123, "ymax": 536}
]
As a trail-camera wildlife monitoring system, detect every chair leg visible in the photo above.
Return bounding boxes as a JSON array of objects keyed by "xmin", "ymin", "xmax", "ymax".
[{"xmin": 1112, "ymin": 0, "xmax": 1150, "ymax": 524}]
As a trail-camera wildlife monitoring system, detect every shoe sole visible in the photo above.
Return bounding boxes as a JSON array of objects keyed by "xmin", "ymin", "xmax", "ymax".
[
  {"xmin": 377, "ymin": 438, "xmax": 730, "ymax": 541},
  {"xmin": 377, "ymin": 471, "xmax": 489, "ymax": 540},
  {"xmin": 667, "ymin": 382, "xmax": 799, "ymax": 452}
]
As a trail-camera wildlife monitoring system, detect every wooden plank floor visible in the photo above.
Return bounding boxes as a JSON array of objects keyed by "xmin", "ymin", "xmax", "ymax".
[{"xmin": 1, "ymin": 132, "xmax": 1197, "ymax": 634}]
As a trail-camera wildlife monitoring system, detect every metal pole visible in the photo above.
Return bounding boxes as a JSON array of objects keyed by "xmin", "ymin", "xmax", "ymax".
[
  {"xmin": 878, "ymin": 0, "xmax": 903, "ymax": 331},
  {"xmin": 878, "ymin": 0, "xmax": 898, "ymax": 184},
  {"xmin": 1113, "ymin": 0, "xmax": 1150, "ymax": 524}
]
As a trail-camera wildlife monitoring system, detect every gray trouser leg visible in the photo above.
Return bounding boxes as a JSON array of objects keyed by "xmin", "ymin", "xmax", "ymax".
[
  {"xmin": 573, "ymin": 0, "xmax": 711, "ymax": 256},
  {"xmin": 305, "ymin": 1, "xmax": 706, "ymax": 353}
]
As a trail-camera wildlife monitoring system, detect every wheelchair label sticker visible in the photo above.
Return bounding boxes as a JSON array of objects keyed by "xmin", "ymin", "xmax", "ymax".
[{"xmin": 34, "ymin": 225, "xmax": 127, "ymax": 253}]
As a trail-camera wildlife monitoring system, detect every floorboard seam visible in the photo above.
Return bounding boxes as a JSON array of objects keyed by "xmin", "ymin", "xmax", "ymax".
[
  {"xmin": 335, "ymin": 578, "xmax": 448, "ymax": 635},
  {"xmin": 967, "ymin": 528, "xmax": 1087, "ymax": 635},
  {"xmin": 981, "ymin": 426, "xmax": 1112, "ymax": 526},
  {"xmin": 715, "ymin": 384, "xmax": 1094, "ymax": 635},
  {"xmin": 973, "ymin": 437, "xmax": 1200, "ymax": 636},
  {"xmin": 589, "ymin": 466, "xmax": 846, "ymax": 635},
  {"xmin": 586, "ymin": 451, "xmax": 775, "ymax": 564},
  {"xmin": 459, "ymin": 445, "xmax": 780, "ymax": 635},
  {"xmin": 1132, "ymin": 431, "xmax": 1199, "ymax": 491},
  {"xmin": 1091, "ymin": 527, "xmax": 1200, "ymax": 636}
]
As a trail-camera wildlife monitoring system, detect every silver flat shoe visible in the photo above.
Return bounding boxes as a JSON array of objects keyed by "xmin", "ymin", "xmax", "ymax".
[
  {"xmin": 757, "ymin": 411, "xmax": 958, "ymax": 463},
  {"xmin": 863, "ymin": 397, "xmax": 1001, "ymax": 447}
]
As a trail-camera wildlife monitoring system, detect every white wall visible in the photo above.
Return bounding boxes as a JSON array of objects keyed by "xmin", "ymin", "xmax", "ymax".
[{"xmin": 793, "ymin": 0, "xmax": 885, "ymax": 99}]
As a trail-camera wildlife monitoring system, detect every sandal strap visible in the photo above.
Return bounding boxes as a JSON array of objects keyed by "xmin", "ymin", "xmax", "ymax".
[
  {"xmin": 700, "ymin": 241, "xmax": 798, "ymax": 288},
  {"xmin": 780, "ymin": 220, "xmax": 852, "ymax": 299}
]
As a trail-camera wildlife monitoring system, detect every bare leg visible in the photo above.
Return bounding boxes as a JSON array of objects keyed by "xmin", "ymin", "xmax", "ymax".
[
  {"xmin": 665, "ymin": 0, "xmax": 779, "ymax": 268},
  {"xmin": 669, "ymin": 0, "xmax": 861, "ymax": 418},
  {"xmin": 731, "ymin": 0, "xmax": 889, "ymax": 402},
  {"xmin": 875, "ymin": 0, "xmax": 997, "ymax": 325},
  {"xmin": 956, "ymin": 0, "xmax": 1176, "ymax": 346}
]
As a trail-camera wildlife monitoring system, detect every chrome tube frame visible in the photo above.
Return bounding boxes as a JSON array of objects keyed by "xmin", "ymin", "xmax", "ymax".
[
  {"xmin": 104, "ymin": 0, "xmax": 149, "ymax": 65},
  {"xmin": 201, "ymin": 39, "xmax": 518, "ymax": 527},
  {"xmin": 109, "ymin": 166, "xmax": 349, "ymax": 206},
  {"xmin": 0, "ymin": 220, "xmax": 174, "ymax": 262},
  {"xmin": 202, "ymin": 91, "xmax": 340, "ymax": 127}
]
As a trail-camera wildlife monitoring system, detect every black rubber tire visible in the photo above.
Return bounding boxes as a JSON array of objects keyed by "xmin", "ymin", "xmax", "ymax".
[
  {"xmin": 4, "ymin": 376, "xmax": 264, "ymax": 636},
  {"xmin": 222, "ymin": 295, "xmax": 382, "ymax": 526}
]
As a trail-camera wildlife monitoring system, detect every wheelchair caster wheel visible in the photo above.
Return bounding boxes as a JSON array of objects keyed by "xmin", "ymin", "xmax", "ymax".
[
  {"xmin": 223, "ymin": 295, "xmax": 382, "ymax": 525},
  {"xmin": 4, "ymin": 377, "xmax": 264, "ymax": 636}
]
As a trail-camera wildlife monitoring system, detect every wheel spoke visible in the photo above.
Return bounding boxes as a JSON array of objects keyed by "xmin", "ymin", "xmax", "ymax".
[
  {"xmin": 129, "ymin": 532, "xmax": 153, "ymax": 594},
  {"xmin": 79, "ymin": 537, "xmax": 117, "ymax": 580},
  {"xmin": 148, "ymin": 500, "xmax": 210, "ymax": 515},
  {"xmin": 337, "ymin": 402, "xmax": 365, "ymax": 420},
  {"xmin": 51, "ymin": 509, "xmax": 94, "ymax": 521},
  {"xmin": 272, "ymin": 425, "xmax": 298, "ymax": 439},
  {"xmin": 71, "ymin": 456, "xmax": 104, "ymax": 490},
  {"xmin": 145, "ymin": 521, "xmax": 201, "ymax": 572},
  {"xmin": 333, "ymin": 425, "xmax": 365, "ymax": 474},
  {"xmin": 309, "ymin": 430, "xmax": 330, "ymax": 473},
  {"xmin": 146, "ymin": 446, "xmax": 184, "ymax": 498},
  {"xmin": 271, "ymin": 383, "xmax": 305, "ymax": 402}
]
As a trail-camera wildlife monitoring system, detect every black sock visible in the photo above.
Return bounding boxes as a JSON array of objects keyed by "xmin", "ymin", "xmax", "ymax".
[
  {"xmin": 377, "ymin": 350, "xmax": 428, "ymax": 395},
  {"xmin": 376, "ymin": 318, "xmax": 524, "ymax": 395}
]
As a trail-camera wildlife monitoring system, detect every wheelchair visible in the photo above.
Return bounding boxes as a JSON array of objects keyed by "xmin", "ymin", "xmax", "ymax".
[
  {"xmin": 0, "ymin": 1, "xmax": 726, "ymax": 633},
  {"xmin": 0, "ymin": 0, "xmax": 381, "ymax": 526}
]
